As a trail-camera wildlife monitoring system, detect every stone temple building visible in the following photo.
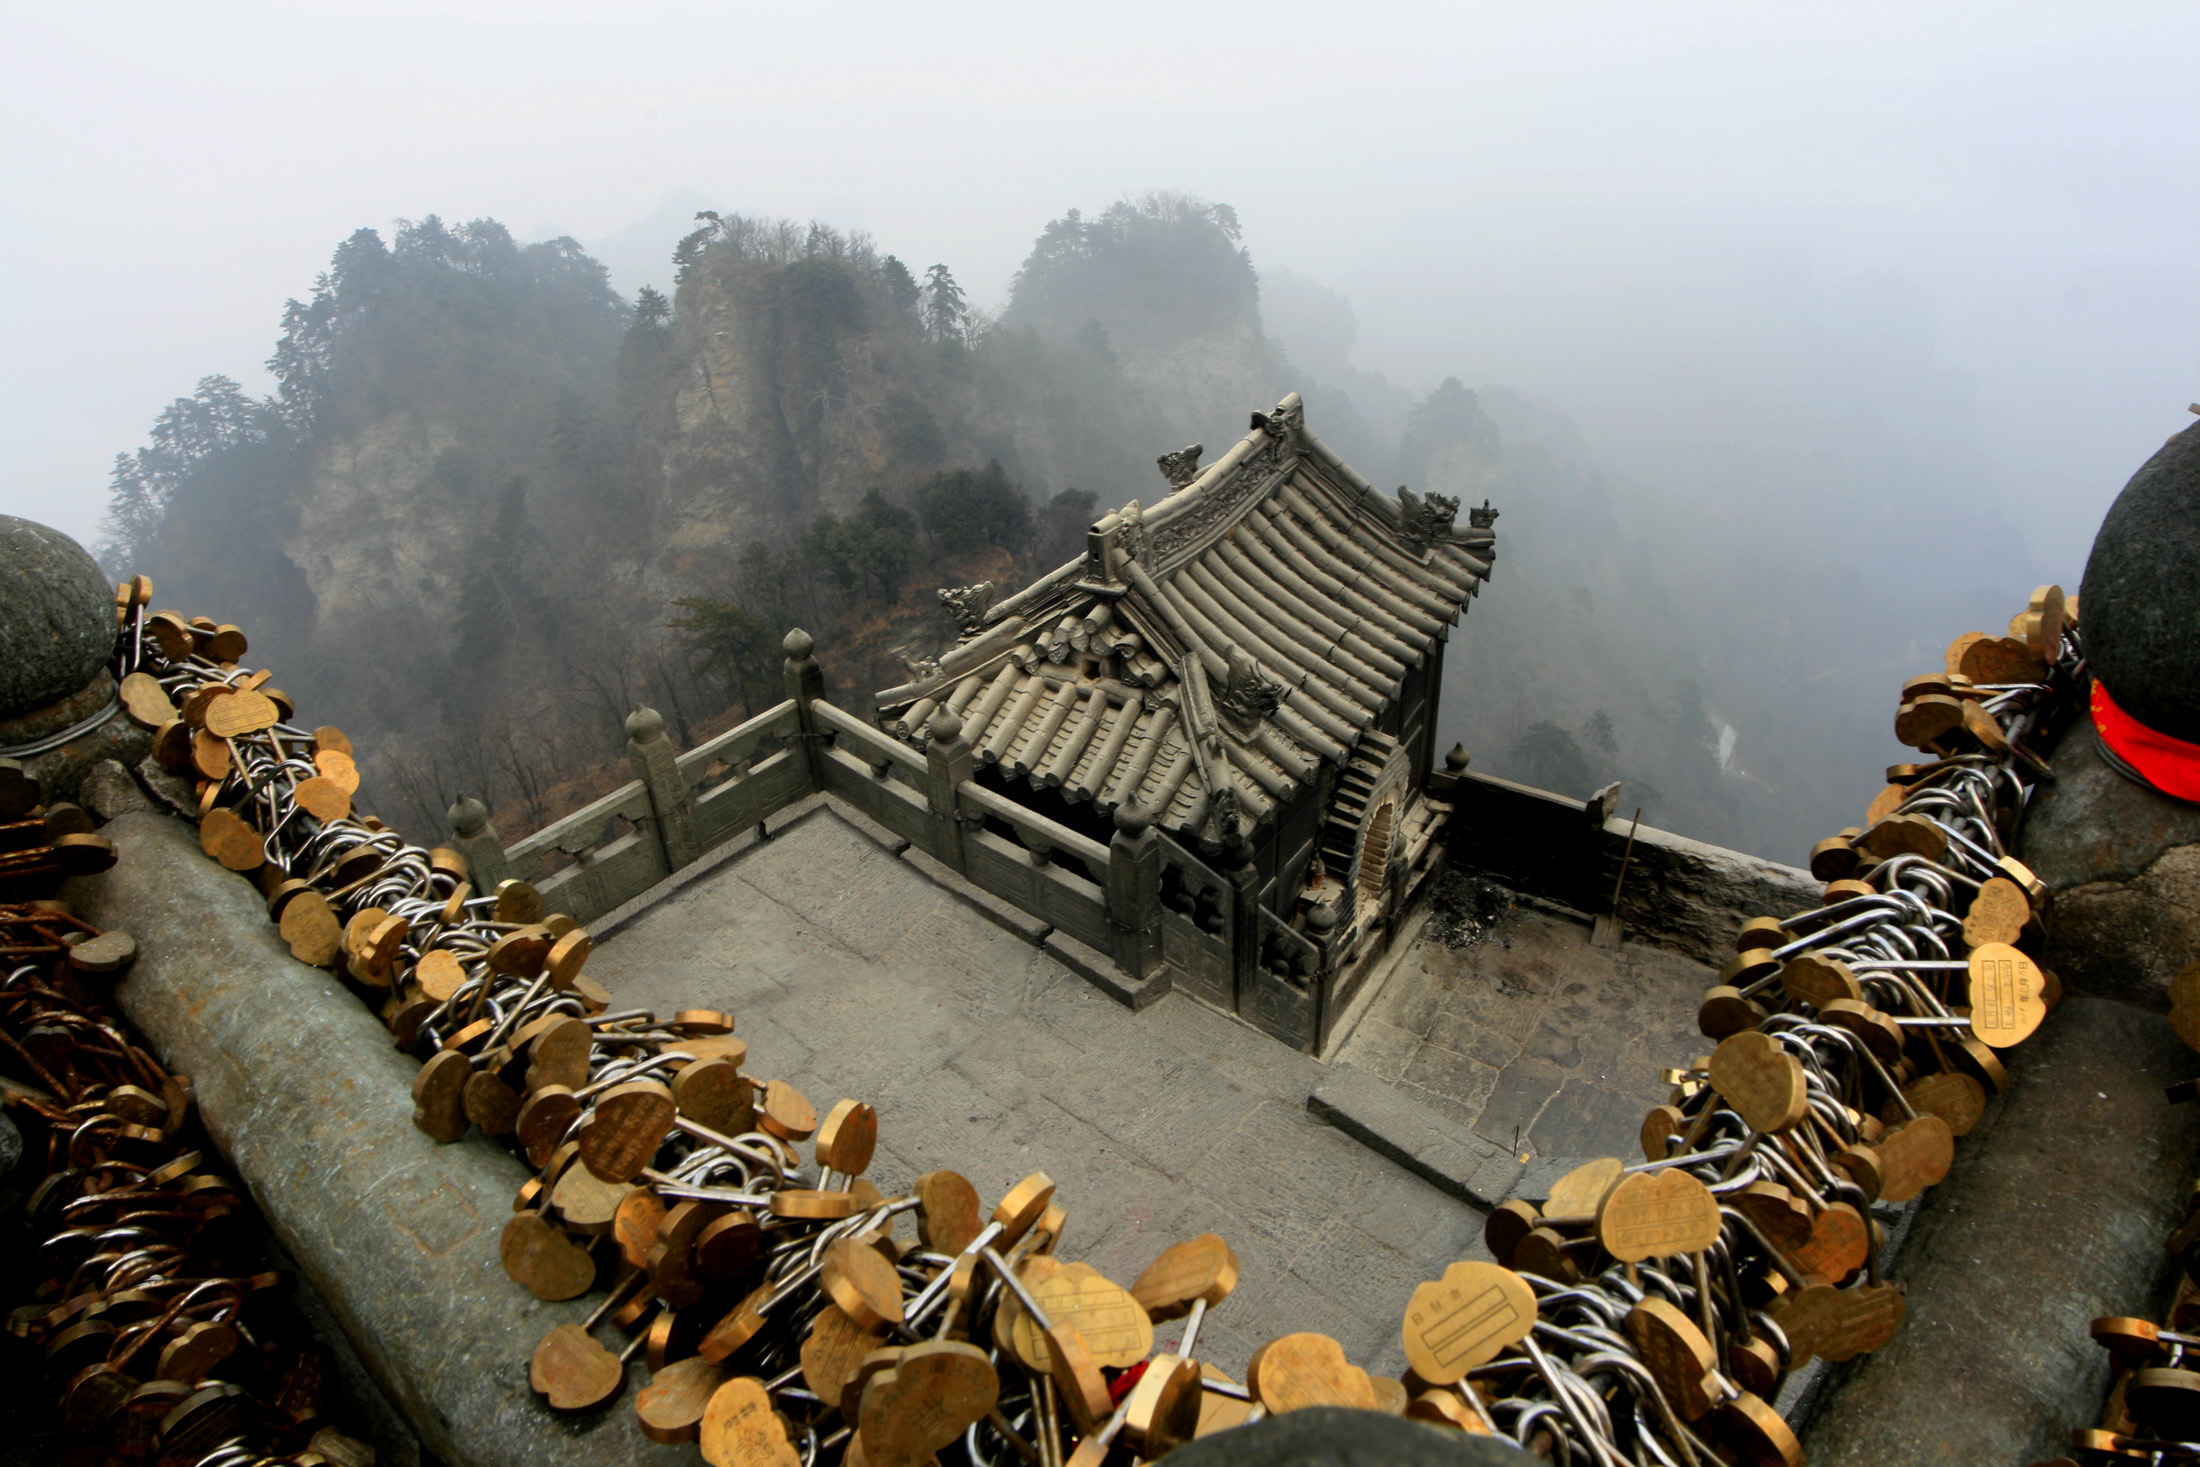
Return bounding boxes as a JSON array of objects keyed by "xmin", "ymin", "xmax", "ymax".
[{"xmin": 874, "ymin": 393, "xmax": 1497, "ymax": 1036}]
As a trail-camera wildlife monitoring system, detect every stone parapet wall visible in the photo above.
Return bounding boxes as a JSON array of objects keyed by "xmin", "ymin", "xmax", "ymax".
[{"xmin": 1436, "ymin": 768, "xmax": 1819, "ymax": 965}]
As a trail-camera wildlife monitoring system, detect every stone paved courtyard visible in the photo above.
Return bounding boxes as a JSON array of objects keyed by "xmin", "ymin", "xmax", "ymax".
[
  {"xmin": 1335, "ymin": 894, "xmax": 1710, "ymax": 1162},
  {"xmin": 586, "ymin": 804, "xmax": 1484, "ymax": 1380},
  {"xmin": 586, "ymin": 803, "xmax": 1715, "ymax": 1379}
]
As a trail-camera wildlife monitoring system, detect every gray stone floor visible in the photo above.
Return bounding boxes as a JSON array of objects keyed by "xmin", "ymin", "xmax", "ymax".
[
  {"xmin": 1335, "ymin": 900, "xmax": 1710, "ymax": 1163},
  {"xmin": 585, "ymin": 805, "xmax": 1489, "ymax": 1380}
]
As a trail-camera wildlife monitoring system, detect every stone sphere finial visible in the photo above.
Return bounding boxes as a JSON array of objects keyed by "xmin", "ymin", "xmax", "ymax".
[
  {"xmin": 625, "ymin": 706, "xmax": 665, "ymax": 744},
  {"xmin": 783, "ymin": 628, "xmax": 815, "ymax": 660},
  {"xmin": 927, "ymin": 706, "xmax": 964, "ymax": 745},
  {"xmin": 1305, "ymin": 901, "xmax": 1340, "ymax": 934},
  {"xmin": 2085, "ymin": 420, "xmax": 2200, "ymax": 748},
  {"xmin": 0, "ymin": 515, "xmax": 117, "ymax": 719},
  {"xmin": 1113, "ymin": 802, "xmax": 1151, "ymax": 836},
  {"xmin": 1445, "ymin": 742, "xmax": 1471, "ymax": 773},
  {"xmin": 448, "ymin": 795, "xmax": 488, "ymax": 837}
]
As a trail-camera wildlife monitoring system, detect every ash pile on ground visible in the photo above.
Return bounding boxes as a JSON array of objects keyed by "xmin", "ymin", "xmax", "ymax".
[{"xmin": 1424, "ymin": 868, "xmax": 1518, "ymax": 950}]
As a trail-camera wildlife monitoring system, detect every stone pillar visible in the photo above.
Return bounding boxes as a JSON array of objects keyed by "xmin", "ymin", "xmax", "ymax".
[
  {"xmin": 446, "ymin": 796, "xmax": 510, "ymax": 894},
  {"xmin": 1106, "ymin": 804, "xmax": 1163, "ymax": 980},
  {"xmin": 924, "ymin": 707, "xmax": 975, "ymax": 871},
  {"xmin": 783, "ymin": 628, "xmax": 826, "ymax": 794},
  {"xmin": 624, "ymin": 706, "xmax": 698, "ymax": 873}
]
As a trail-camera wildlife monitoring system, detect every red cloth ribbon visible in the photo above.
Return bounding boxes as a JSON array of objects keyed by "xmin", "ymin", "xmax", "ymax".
[{"xmin": 2094, "ymin": 679, "xmax": 2200, "ymax": 802}]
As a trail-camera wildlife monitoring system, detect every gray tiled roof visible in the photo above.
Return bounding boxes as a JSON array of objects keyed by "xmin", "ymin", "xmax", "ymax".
[{"xmin": 875, "ymin": 393, "xmax": 1497, "ymax": 843}]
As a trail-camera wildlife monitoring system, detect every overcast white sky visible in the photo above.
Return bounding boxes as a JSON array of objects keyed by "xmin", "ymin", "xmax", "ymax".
[{"xmin": 3, "ymin": 1, "xmax": 2194, "ymax": 575}]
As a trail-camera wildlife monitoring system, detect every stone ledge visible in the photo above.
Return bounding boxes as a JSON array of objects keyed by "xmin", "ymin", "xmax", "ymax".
[
  {"xmin": 1504, "ymin": 1154, "xmax": 1599, "ymax": 1204},
  {"xmin": 1042, "ymin": 928, "xmax": 1172, "ymax": 1010},
  {"xmin": 898, "ymin": 844, "xmax": 1054, "ymax": 945},
  {"xmin": 1308, "ymin": 1062, "xmax": 1525, "ymax": 1208},
  {"xmin": 586, "ymin": 793, "xmax": 828, "ymax": 942}
]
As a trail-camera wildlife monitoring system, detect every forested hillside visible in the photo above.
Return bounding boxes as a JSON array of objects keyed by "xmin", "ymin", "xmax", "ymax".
[{"xmin": 101, "ymin": 196, "xmax": 1936, "ymax": 863}]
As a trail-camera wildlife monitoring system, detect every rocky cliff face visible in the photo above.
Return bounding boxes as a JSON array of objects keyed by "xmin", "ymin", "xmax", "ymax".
[
  {"xmin": 110, "ymin": 203, "xmax": 1337, "ymax": 833},
  {"xmin": 286, "ymin": 418, "xmax": 462, "ymax": 645}
]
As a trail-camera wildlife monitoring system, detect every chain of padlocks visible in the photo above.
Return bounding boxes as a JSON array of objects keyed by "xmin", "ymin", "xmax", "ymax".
[
  {"xmin": 0, "ymin": 897, "xmax": 378, "ymax": 1467},
  {"xmin": 2062, "ymin": 981, "xmax": 2200, "ymax": 1458},
  {"xmin": 5, "ymin": 577, "xmax": 2089, "ymax": 1467}
]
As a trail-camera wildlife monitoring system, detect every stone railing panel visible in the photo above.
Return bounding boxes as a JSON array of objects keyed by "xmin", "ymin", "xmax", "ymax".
[
  {"xmin": 675, "ymin": 699, "xmax": 802, "ymax": 791},
  {"xmin": 691, "ymin": 747, "xmax": 811, "ymax": 851},
  {"xmin": 504, "ymin": 780, "xmax": 652, "ymax": 876},
  {"xmin": 817, "ymin": 741, "xmax": 938, "ymax": 855},
  {"xmin": 534, "ymin": 829, "xmax": 667, "ymax": 927}
]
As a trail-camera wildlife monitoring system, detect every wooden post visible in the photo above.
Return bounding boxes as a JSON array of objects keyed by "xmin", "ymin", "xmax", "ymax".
[
  {"xmin": 923, "ymin": 706, "xmax": 975, "ymax": 871},
  {"xmin": 625, "ymin": 706, "xmax": 699, "ymax": 873},
  {"xmin": 446, "ymin": 795, "xmax": 511, "ymax": 894},
  {"xmin": 783, "ymin": 627, "xmax": 826, "ymax": 794},
  {"xmin": 1106, "ymin": 804, "xmax": 1164, "ymax": 980}
]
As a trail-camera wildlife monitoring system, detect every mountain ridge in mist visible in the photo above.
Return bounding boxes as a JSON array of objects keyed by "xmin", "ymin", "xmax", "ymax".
[{"xmin": 96, "ymin": 196, "xmax": 2036, "ymax": 864}]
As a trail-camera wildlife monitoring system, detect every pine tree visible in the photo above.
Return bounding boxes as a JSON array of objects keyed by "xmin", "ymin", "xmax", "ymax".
[{"xmin": 921, "ymin": 264, "xmax": 968, "ymax": 345}]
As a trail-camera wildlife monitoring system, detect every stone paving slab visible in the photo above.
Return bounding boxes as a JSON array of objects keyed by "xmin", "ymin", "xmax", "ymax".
[
  {"xmin": 1307, "ymin": 1063, "xmax": 1525, "ymax": 1207},
  {"xmin": 1336, "ymin": 898, "xmax": 1711, "ymax": 1162},
  {"xmin": 584, "ymin": 805, "xmax": 1493, "ymax": 1381}
]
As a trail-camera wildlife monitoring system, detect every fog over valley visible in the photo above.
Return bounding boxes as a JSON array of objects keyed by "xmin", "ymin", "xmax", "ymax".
[{"xmin": 3, "ymin": 1, "xmax": 2192, "ymax": 864}]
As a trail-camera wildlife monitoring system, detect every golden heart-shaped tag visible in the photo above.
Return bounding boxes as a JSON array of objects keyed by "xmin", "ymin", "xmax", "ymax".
[
  {"xmin": 1966, "ymin": 943, "xmax": 2046, "ymax": 1048},
  {"xmin": 1710, "ymin": 1031, "xmax": 1808, "ymax": 1133},
  {"xmin": 700, "ymin": 1376, "xmax": 799, "ymax": 1467},
  {"xmin": 1542, "ymin": 1157, "xmax": 1623, "ymax": 1224},
  {"xmin": 1597, "ymin": 1168, "xmax": 1722, "ymax": 1261},
  {"xmin": 858, "ymin": 1341, "xmax": 999, "ymax": 1467},
  {"xmin": 1400, "ymin": 1261, "xmax": 1536, "ymax": 1384}
]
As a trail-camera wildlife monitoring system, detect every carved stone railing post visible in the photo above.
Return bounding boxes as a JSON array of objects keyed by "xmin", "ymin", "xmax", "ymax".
[
  {"xmin": 447, "ymin": 795, "xmax": 511, "ymax": 894},
  {"xmin": 783, "ymin": 628, "xmax": 827, "ymax": 793},
  {"xmin": 924, "ymin": 708, "xmax": 975, "ymax": 871},
  {"xmin": 625, "ymin": 706, "xmax": 698, "ymax": 873},
  {"xmin": 1106, "ymin": 804, "xmax": 1164, "ymax": 980},
  {"xmin": 1307, "ymin": 901, "xmax": 1346, "ymax": 980},
  {"xmin": 1427, "ymin": 741, "xmax": 1470, "ymax": 800},
  {"xmin": 1223, "ymin": 830, "xmax": 1262, "ymax": 1010}
]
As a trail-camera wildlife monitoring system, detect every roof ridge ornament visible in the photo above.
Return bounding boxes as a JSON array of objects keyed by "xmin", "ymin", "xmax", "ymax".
[
  {"xmin": 1217, "ymin": 643, "xmax": 1283, "ymax": 727},
  {"xmin": 938, "ymin": 582, "xmax": 996, "ymax": 637},
  {"xmin": 1200, "ymin": 783, "xmax": 1248, "ymax": 852},
  {"xmin": 1397, "ymin": 486, "xmax": 1461, "ymax": 549},
  {"xmin": 1116, "ymin": 499, "xmax": 1145, "ymax": 562},
  {"xmin": 1249, "ymin": 399, "xmax": 1303, "ymax": 456},
  {"xmin": 1157, "ymin": 445, "xmax": 1203, "ymax": 490},
  {"xmin": 1470, "ymin": 498, "xmax": 1500, "ymax": 530}
]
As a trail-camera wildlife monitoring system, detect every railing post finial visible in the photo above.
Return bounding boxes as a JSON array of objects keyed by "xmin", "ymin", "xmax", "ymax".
[
  {"xmin": 626, "ymin": 705, "xmax": 699, "ymax": 871},
  {"xmin": 446, "ymin": 794, "xmax": 511, "ymax": 893}
]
